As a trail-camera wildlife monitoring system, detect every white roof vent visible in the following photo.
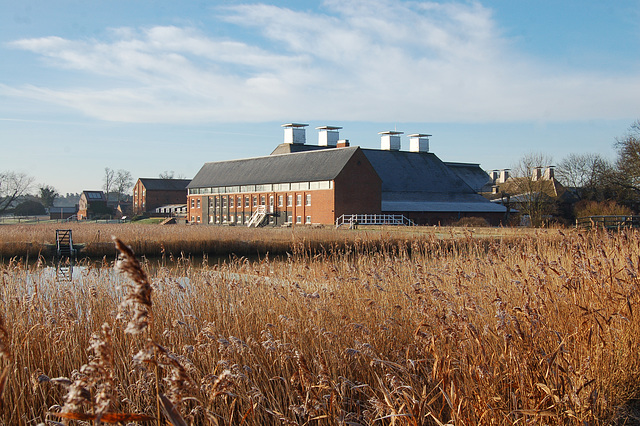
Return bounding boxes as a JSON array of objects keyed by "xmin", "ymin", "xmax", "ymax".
[
  {"xmin": 408, "ymin": 133, "xmax": 431, "ymax": 153},
  {"xmin": 379, "ymin": 131, "xmax": 403, "ymax": 151},
  {"xmin": 316, "ymin": 126, "xmax": 341, "ymax": 147},
  {"xmin": 282, "ymin": 123, "xmax": 308, "ymax": 144}
]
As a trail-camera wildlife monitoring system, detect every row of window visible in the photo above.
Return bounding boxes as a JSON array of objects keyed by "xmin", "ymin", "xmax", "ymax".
[
  {"xmin": 189, "ymin": 214, "xmax": 312, "ymax": 225},
  {"xmin": 188, "ymin": 180, "xmax": 333, "ymax": 195},
  {"xmin": 190, "ymin": 194, "xmax": 312, "ymax": 209}
]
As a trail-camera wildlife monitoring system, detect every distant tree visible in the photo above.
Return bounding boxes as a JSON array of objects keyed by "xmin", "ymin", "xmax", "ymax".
[
  {"xmin": 506, "ymin": 152, "xmax": 556, "ymax": 227},
  {"xmin": 159, "ymin": 170, "xmax": 175, "ymax": 179},
  {"xmin": 0, "ymin": 171, "xmax": 34, "ymax": 214},
  {"xmin": 556, "ymin": 153, "xmax": 611, "ymax": 200},
  {"xmin": 103, "ymin": 167, "xmax": 115, "ymax": 202},
  {"xmin": 39, "ymin": 185, "xmax": 59, "ymax": 208},
  {"xmin": 114, "ymin": 169, "xmax": 133, "ymax": 202},
  {"xmin": 14, "ymin": 200, "xmax": 46, "ymax": 216}
]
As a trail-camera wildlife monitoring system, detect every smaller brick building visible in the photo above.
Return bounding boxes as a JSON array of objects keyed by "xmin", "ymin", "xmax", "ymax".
[
  {"xmin": 133, "ymin": 178, "xmax": 191, "ymax": 215},
  {"xmin": 77, "ymin": 191, "xmax": 108, "ymax": 220}
]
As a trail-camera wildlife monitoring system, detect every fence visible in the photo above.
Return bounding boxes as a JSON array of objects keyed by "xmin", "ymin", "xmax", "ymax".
[
  {"xmin": 336, "ymin": 214, "xmax": 416, "ymax": 228},
  {"xmin": 575, "ymin": 215, "xmax": 640, "ymax": 229}
]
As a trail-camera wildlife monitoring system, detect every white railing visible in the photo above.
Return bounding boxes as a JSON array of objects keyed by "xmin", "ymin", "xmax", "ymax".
[
  {"xmin": 247, "ymin": 205, "xmax": 268, "ymax": 227},
  {"xmin": 335, "ymin": 214, "xmax": 415, "ymax": 228}
]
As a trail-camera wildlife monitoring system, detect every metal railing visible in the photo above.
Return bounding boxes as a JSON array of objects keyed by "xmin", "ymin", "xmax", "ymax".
[
  {"xmin": 247, "ymin": 205, "xmax": 268, "ymax": 227},
  {"xmin": 576, "ymin": 215, "xmax": 640, "ymax": 229},
  {"xmin": 335, "ymin": 214, "xmax": 416, "ymax": 228}
]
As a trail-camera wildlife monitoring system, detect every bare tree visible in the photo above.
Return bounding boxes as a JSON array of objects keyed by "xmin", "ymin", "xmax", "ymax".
[
  {"xmin": 556, "ymin": 153, "xmax": 609, "ymax": 200},
  {"xmin": 114, "ymin": 169, "xmax": 133, "ymax": 202},
  {"xmin": 0, "ymin": 171, "xmax": 34, "ymax": 214},
  {"xmin": 505, "ymin": 152, "xmax": 556, "ymax": 227},
  {"xmin": 614, "ymin": 120, "xmax": 640, "ymax": 195},
  {"xmin": 159, "ymin": 170, "xmax": 175, "ymax": 179},
  {"xmin": 103, "ymin": 167, "xmax": 115, "ymax": 202}
]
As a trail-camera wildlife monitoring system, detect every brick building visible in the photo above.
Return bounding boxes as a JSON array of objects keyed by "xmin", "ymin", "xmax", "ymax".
[
  {"xmin": 188, "ymin": 124, "xmax": 506, "ymax": 226},
  {"xmin": 133, "ymin": 178, "xmax": 191, "ymax": 215},
  {"xmin": 187, "ymin": 145, "xmax": 381, "ymax": 226},
  {"xmin": 77, "ymin": 191, "xmax": 108, "ymax": 220}
]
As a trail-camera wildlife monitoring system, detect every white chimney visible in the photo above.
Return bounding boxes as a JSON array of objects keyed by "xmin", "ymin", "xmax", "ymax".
[
  {"xmin": 532, "ymin": 167, "xmax": 542, "ymax": 181},
  {"xmin": 379, "ymin": 131, "xmax": 403, "ymax": 151},
  {"xmin": 544, "ymin": 166, "xmax": 555, "ymax": 180},
  {"xmin": 408, "ymin": 133, "xmax": 431, "ymax": 153},
  {"xmin": 316, "ymin": 126, "xmax": 341, "ymax": 147},
  {"xmin": 282, "ymin": 123, "xmax": 308, "ymax": 144},
  {"xmin": 499, "ymin": 169, "xmax": 510, "ymax": 183}
]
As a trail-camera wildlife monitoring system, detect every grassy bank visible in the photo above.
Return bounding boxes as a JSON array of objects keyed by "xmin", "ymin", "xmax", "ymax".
[{"xmin": 0, "ymin": 228, "xmax": 639, "ymax": 424}]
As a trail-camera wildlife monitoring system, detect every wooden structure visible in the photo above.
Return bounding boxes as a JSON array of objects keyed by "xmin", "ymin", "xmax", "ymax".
[{"xmin": 576, "ymin": 215, "xmax": 640, "ymax": 229}]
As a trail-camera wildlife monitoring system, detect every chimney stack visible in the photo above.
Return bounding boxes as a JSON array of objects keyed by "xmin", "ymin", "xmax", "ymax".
[
  {"xmin": 408, "ymin": 133, "xmax": 431, "ymax": 153},
  {"xmin": 544, "ymin": 166, "xmax": 555, "ymax": 180},
  {"xmin": 532, "ymin": 167, "xmax": 542, "ymax": 181},
  {"xmin": 282, "ymin": 123, "xmax": 308, "ymax": 145},
  {"xmin": 337, "ymin": 139, "xmax": 350, "ymax": 148},
  {"xmin": 316, "ymin": 126, "xmax": 341, "ymax": 147},
  {"xmin": 499, "ymin": 169, "xmax": 510, "ymax": 183},
  {"xmin": 379, "ymin": 131, "xmax": 403, "ymax": 151}
]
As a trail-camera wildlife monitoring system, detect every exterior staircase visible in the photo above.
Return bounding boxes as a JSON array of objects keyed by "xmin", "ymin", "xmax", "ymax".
[
  {"xmin": 247, "ymin": 205, "xmax": 268, "ymax": 227},
  {"xmin": 56, "ymin": 229, "xmax": 76, "ymax": 259}
]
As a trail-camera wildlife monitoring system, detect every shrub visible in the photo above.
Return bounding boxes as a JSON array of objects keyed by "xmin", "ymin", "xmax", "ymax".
[
  {"xmin": 452, "ymin": 216, "xmax": 489, "ymax": 227},
  {"xmin": 574, "ymin": 200, "xmax": 633, "ymax": 217}
]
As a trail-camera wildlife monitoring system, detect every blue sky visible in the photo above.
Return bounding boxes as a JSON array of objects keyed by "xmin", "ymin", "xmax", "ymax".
[{"xmin": 1, "ymin": 0, "xmax": 639, "ymax": 195}]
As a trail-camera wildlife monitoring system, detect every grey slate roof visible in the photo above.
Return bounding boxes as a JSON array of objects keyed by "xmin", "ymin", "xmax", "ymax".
[
  {"xmin": 444, "ymin": 162, "xmax": 493, "ymax": 193},
  {"xmin": 139, "ymin": 178, "xmax": 191, "ymax": 191},
  {"xmin": 382, "ymin": 191, "xmax": 507, "ymax": 212},
  {"xmin": 188, "ymin": 147, "xmax": 361, "ymax": 188},
  {"xmin": 271, "ymin": 143, "xmax": 330, "ymax": 155},
  {"xmin": 360, "ymin": 149, "xmax": 474, "ymax": 194}
]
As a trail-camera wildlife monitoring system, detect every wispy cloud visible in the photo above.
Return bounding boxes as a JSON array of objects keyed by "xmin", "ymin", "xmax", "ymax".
[{"xmin": 3, "ymin": 0, "xmax": 639, "ymax": 123}]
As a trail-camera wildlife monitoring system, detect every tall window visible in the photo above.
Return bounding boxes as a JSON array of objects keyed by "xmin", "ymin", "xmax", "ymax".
[
  {"xmin": 260, "ymin": 195, "xmax": 266, "ymax": 205},
  {"xmin": 287, "ymin": 195, "xmax": 293, "ymax": 207},
  {"xmin": 296, "ymin": 216, "xmax": 302, "ymax": 224},
  {"xmin": 296, "ymin": 194, "xmax": 302, "ymax": 206},
  {"xmin": 197, "ymin": 198, "xmax": 200, "ymax": 208},
  {"xmin": 306, "ymin": 216, "xmax": 311, "ymax": 224},
  {"xmin": 245, "ymin": 196, "xmax": 250, "ymax": 208},
  {"xmin": 230, "ymin": 197, "xmax": 234, "ymax": 208},
  {"xmin": 278, "ymin": 195, "xmax": 283, "ymax": 207},
  {"xmin": 306, "ymin": 194, "xmax": 311, "ymax": 206},
  {"xmin": 191, "ymin": 199, "xmax": 195, "ymax": 208},
  {"xmin": 253, "ymin": 196, "xmax": 257, "ymax": 207}
]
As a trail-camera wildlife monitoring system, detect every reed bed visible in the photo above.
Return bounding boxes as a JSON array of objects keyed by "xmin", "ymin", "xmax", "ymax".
[{"xmin": 0, "ymin": 229, "xmax": 639, "ymax": 424}]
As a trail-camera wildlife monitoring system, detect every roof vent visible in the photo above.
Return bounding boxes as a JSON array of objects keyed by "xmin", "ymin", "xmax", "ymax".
[
  {"xmin": 316, "ymin": 126, "xmax": 341, "ymax": 147},
  {"xmin": 408, "ymin": 133, "xmax": 431, "ymax": 153},
  {"xmin": 379, "ymin": 131, "xmax": 403, "ymax": 151},
  {"xmin": 282, "ymin": 123, "xmax": 308, "ymax": 144}
]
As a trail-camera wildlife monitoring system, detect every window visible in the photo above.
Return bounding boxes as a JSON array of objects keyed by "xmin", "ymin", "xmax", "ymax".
[
  {"xmin": 296, "ymin": 194, "xmax": 302, "ymax": 206},
  {"xmin": 237, "ymin": 196, "xmax": 242, "ymax": 207},
  {"xmin": 278, "ymin": 195, "xmax": 283, "ymax": 207},
  {"xmin": 223, "ymin": 197, "xmax": 227, "ymax": 208},
  {"xmin": 287, "ymin": 195, "xmax": 293, "ymax": 207},
  {"xmin": 209, "ymin": 198, "xmax": 215, "ymax": 208},
  {"xmin": 197, "ymin": 198, "xmax": 200, "ymax": 208},
  {"xmin": 288, "ymin": 215, "xmax": 293, "ymax": 224},
  {"xmin": 197, "ymin": 216, "xmax": 200, "ymax": 223},
  {"xmin": 306, "ymin": 216, "xmax": 311, "ymax": 224},
  {"xmin": 253, "ymin": 196, "xmax": 257, "ymax": 207},
  {"xmin": 191, "ymin": 216, "xmax": 195, "ymax": 222},
  {"xmin": 230, "ymin": 197, "xmax": 234, "ymax": 208},
  {"xmin": 306, "ymin": 194, "xmax": 311, "ymax": 206},
  {"xmin": 209, "ymin": 215, "xmax": 214, "ymax": 223},
  {"xmin": 260, "ymin": 195, "xmax": 266, "ymax": 205},
  {"xmin": 191, "ymin": 199, "xmax": 195, "ymax": 208},
  {"xmin": 296, "ymin": 216, "xmax": 302, "ymax": 224},
  {"xmin": 230, "ymin": 215, "xmax": 235, "ymax": 223}
]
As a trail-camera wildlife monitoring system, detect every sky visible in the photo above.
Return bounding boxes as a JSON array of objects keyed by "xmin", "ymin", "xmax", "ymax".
[{"xmin": 1, "ymin": 0, "xmax": 640, "ymax": 195}]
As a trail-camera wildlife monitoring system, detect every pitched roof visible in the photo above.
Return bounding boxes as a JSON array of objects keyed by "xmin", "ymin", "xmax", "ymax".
[
  {"xmin": 382, "ymin": 192, "xmax": 507, "ymax": 212},
  {"xmin": 444, "ymin": 162, "xmax": 493, "ymax": 192},
  {"xmin": 139, "ymin": 178, "xmax": 191, "ymax": 191},
  {"xmin": 188, "ymin": 147, "xmax": 361, "ymax": 188},
  {"xmin": 360, "ymin": 149, "xmax": 475, "ymax": 194}
]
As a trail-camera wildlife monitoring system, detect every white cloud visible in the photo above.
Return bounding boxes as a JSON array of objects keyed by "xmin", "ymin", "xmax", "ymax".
[{"xmin": 3, "ymin": 0, "xmax": 640, "ymax": 123}]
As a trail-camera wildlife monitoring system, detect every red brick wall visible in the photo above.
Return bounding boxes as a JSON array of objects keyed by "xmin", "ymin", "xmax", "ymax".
[
  {"xmin": 333, "ymin": 149, "xmax": 382, "ymax": 217},
  {"xmin": 133, "ymin": 180, "xmax": 188, "ymax": 214}
]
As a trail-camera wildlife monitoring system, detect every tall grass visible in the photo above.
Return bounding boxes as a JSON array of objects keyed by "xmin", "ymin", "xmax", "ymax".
[{"xmin": 0, "ymin": 228, "xmax": 639, "ymax": 424}]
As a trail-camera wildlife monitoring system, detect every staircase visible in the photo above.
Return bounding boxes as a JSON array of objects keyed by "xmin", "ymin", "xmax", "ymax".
[
  {"xmin": 56, "ymin": 229, "xmax": 76, "ymax": 259},
  {"xmin": 247, "ymin": 205, "xmax": 268, "ymax": 227}
]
